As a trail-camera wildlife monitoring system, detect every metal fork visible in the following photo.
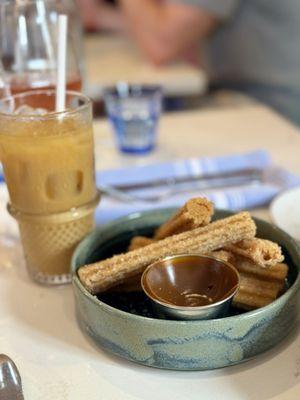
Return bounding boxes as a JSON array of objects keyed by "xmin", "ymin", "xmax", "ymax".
[
  {"xmin": 0, "ymin": 354, "xmax": 24, "ymax": 400},
  {"xmin": 99, "ymin": 170, "xmax": 263, "ymax": 203}
]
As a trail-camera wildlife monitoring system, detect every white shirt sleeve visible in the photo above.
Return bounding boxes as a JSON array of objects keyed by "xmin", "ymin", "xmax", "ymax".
[{"xmin": 169, "ymin": 0, "xmax": 239, "ymax": 19}]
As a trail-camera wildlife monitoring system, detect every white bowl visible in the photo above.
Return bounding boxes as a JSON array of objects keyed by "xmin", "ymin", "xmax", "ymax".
[{"xmin": 270, "ymin": 186, "xmax": 300, "ymax": 240}]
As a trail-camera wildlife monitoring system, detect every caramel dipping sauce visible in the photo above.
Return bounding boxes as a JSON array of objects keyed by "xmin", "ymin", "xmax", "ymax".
[{"xmin": 141, "ymin": 255, "xmax": 239, "ymax": 320}]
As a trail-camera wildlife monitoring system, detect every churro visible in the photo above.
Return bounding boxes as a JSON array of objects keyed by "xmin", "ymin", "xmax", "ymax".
[
  {"xmin": 128, "ymin": 236, "xmax": 155, "ymax": 251},
  {"xmin": 232, "ymin": 265, "xmax": 287, "ymax": 310},
  {"xmin": 128, "ymin": 197, "xmax": 213, "ymax": 250},
  {"xmin": 211, "ymin": 250, "xmax": 233, "ymax": 263},
  {"xmin": 232, "ymin": 256, "xmax": 288, "ymax": 281},
  {"xmin": 210, "ymin": 251, "xmax": 287, "ymax": 310},
  {"xmin": 78, "ymin": 212, "xmax": 256, "ymax": 294},
  {"xmin": 154, "ymin": 197, "xmax": 213, "ymax": 240},
  {"xmin": 225, "ymin": 238, "xmax": 284, "ymax": 268}
]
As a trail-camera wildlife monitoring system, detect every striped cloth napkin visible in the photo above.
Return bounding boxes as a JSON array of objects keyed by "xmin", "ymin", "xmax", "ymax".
[{"xmin": 95, "ymin": 150, "xmax": 300, "ymax": 224}]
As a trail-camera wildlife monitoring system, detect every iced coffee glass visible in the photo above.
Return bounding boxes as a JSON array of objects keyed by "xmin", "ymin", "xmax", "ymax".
[{"xmin": 0, "ymin": 90, "xmax": 100, "ymax": 285}]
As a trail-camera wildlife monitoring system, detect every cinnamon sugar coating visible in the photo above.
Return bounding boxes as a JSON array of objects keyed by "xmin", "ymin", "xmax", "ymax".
[
  {"xmin": 225, "ymin": 238, "xmax": 284, "ymax": 268},
  {"xmin": 154, "ymin": 197, "xmax": 213, "ymax": 240}
]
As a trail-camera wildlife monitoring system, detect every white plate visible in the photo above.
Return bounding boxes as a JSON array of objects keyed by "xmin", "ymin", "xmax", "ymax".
[{"xmin": 270, "ymin": 186, "xmax": 300, "ymax": 240}]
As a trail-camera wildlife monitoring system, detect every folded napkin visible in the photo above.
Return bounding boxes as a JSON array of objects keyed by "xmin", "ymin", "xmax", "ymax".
[
  {"xmin": 0, "ymin": 166, "xmax": 3, "ymax": 183},
  {"xmin": 96, "ymin": 150, "xmax": 300, "ymax": 224}
]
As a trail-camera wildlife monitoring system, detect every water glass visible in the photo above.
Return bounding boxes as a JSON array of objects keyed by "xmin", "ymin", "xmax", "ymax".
[
  {"xmin": 104, "ymin": 84, "xmax": 162, "ymax": 154},
  {"xmin": 0, "ymin": 0, "xmax": 83, "ymax": 97}
]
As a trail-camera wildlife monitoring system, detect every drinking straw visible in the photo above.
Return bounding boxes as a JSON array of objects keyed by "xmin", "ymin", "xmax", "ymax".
[
  {"xmin": 37, "ymin": 1, "xmax": 55, "ymax": 69},
  {"xmin": 55, "ymin": 14, "xmax": 68, "ymax": 112}
]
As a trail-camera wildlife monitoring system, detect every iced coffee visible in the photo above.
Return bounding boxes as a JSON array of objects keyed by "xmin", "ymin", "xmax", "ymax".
[{"xmin": 0, "ymin": 90, "xmax": 99, "ymax": 284}]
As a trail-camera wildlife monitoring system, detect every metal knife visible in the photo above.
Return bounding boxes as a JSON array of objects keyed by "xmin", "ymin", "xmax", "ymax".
[{"xmin": 110, "ymin": 168, "xmax": 263, "ymax": 191}]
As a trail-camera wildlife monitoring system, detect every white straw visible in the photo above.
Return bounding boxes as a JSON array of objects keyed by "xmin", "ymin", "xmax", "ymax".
[{"xmin": 55, "ymin": 14, "xmax": 68, "ymax": 112}]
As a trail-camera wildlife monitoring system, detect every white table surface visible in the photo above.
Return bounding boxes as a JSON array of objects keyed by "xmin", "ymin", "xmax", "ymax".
[
  {"xmin": 1, "ymin": 103, "xmax": 300, "ymax": 400},
  {"xmin": 85, "ymin": 34, "xmax": 207, "ymax": 97}
]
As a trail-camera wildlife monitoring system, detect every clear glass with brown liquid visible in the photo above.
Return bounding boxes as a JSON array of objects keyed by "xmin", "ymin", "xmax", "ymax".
[{"xmin": 0, "ymin": 90, "xmax": 99, "ymax": 285}]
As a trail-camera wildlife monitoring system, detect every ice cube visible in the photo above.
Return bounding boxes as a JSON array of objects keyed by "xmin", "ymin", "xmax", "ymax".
[{"xmin": 15, "ymin": 105, "xmax": 49, "ymax": 115}]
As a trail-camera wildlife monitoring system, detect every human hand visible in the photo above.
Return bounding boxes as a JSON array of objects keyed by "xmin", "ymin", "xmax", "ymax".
[
  {"xmin": 76, "ymin": 0, "xmax": 123, "ymax": 32},
  {"xmin": 76, "ymin": 0, "xmax": 101, "ymax": 31}
]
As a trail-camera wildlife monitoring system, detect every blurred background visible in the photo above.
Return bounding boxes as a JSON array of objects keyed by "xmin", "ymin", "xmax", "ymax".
[
  {"xmin": 78, "ymin": 0, "xmax": 300, "ymax": 124},
  {"xmin": 2, "ymin": 0, "xmax": 299, "ymax": 124}
]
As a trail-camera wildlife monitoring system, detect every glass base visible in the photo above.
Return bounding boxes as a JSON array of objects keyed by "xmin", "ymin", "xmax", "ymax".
[
  {"xmin": 7, "ymin": 192, "xmax": 100, "ymax": 287},
  {"xmin": 119, "ymin": 144, "xmax": 155, "ymax": 154},
  {"xmin": 29, "ymin": 270, "xmax": 72, "ymax": 286}
]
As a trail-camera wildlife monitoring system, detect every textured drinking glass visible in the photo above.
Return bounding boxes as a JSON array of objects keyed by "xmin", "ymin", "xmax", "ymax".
[
  {"xmin": 104, "ymin": 84, "xmax": 162, "ymax": 154},
  {"xmin": 0, "ymin": 0, "xmax": 84, "ymax": 98},
  {"xmin": 0, "ymin": 90, "xmax": 99, "ymax": 285}
]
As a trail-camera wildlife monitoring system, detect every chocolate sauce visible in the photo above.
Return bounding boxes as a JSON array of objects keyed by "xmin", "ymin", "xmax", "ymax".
[{"xmin": 143, "ymin": 255, "xmax": 239, "ymax": 307}]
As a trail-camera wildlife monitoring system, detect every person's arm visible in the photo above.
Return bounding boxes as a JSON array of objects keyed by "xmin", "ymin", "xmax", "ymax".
[
  {"xmin": 118, "ymin": 0, "xmax": 219, "ymax": 64},
  {"xmin": 77, "ymin": 0, "xmax": 124, "ymax": 32}
]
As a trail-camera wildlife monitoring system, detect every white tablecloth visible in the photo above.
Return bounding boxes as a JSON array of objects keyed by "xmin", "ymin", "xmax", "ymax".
[{"xmin": 1, "ymin": 104, "xmax": 300, "ymax": 399}]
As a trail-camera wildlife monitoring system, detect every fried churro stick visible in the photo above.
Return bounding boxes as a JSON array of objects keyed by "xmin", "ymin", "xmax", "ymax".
[
  {"xmin": 233, "ymin": 256, "xmax": 288, "ymax": 280},
  {"xmin": 238, "ymin": 272, "xmax": 284, "ymax": 297},
  {"xmin": 232, "ymin": 267, "xmax": 287, "ymax": 310},
  {"xmin": 78, "ymin": 212, "xmax": 256, "ymax": 294},
  {"xmin": 128, "ymin": 236, "xmax": 155, "ymax": 251},
  {"xmin": 232, "ymin": 289, "xmax": 279, "ymax": 310},
  {"xmin": 153, "ymin": 197, "xmax": 213, "ymax": 240},
  {"xmin": 128, "ymin": 197, "xmax": 213, "ymax": 251},
  {"xmin": 130, "ymin": 235, "xmax": 284, "ymax": 268},
  {"xmin": 225, "ymin": 238, "xmax": 284, "ymax": 268},
  {"xmin": 210, "ymin": 250, "xmax": 234, "ymax": 263},
  {"xmin": 233, "ymin": 259, "xmax": 288, "ymax": 310},
  {"xmin": 210, "ymin": 251, "xmax": 287, "ymax": 310}
]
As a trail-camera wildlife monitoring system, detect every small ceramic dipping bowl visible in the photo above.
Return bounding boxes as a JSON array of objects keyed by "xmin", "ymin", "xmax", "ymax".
[{"xmin": 141, "ymin": 254, "xmax": 240, "ymax": 320}]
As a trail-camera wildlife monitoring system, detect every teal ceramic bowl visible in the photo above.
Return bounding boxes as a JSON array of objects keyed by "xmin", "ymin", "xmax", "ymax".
[{"xmin": 71, "ymin": 209, "xmax": 300, "ymax": 371}]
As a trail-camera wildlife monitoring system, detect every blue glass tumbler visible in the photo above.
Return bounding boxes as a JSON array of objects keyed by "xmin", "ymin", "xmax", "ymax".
[{"xmin": 104, "ymin": 84, "xmax": 162, "ymax": 154}]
